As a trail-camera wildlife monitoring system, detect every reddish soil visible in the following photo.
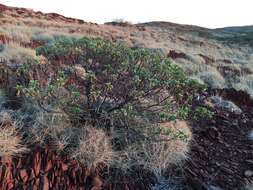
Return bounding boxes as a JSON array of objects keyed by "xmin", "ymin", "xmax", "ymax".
[{"xmin": 186, "ymin": 93, "xmax": 253, "ymax": 190}]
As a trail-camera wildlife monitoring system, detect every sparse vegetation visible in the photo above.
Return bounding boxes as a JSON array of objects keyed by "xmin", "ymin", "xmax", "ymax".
[
  {"xmin": 0, "ymin": 4, "xmax": 252, "ymax": 190},
  {"xmin": 6, "ymin": 36, "xmax": 206, "ymax": 182}
]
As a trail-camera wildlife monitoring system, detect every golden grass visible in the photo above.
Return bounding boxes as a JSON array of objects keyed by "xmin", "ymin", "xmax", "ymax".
[
  {"xmin": 232, "ymin": 75, "xmax": 253, "ymax": 97},
  {"xmin": 0, "ymin": 42, "xmax": 38, "ymax": 64},
  {"xmin": 0, "ymin": 111, "xmax": 29, "ymax": 157},
  {"xmin": 27, "ymin": 107, "xmax": 72, "ymax": 147},
  {"xmin": 73, "ymin": 126, "xmax": 114, "ymax": 170},
  {"xmin": 115, "ymin": 121, "xmax": 192, "ymax": 178}
]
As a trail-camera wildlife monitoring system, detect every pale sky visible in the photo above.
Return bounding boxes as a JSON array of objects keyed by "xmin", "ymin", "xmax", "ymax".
[{"xmin": 1, "ymin": 0, "xmax": 253, "ymax": 28}]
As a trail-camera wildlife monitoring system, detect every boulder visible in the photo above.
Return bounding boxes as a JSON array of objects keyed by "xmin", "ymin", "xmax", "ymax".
[
  {"xmin": 167, "ymin": 50, "xmax": 187, "ymax": 60},
  {"xmin": 210, "ymin": 96, "xmax": 242, "ymax": 114},
  {"xmin": 244, "ymin": 170, "xmax": 253, "ymax": 178}
]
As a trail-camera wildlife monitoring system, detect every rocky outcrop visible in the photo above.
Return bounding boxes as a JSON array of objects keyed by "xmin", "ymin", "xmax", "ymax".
[
  {"xmin": 0, "ymin": 4, "xmax": 7, "ymax": 12},
  {"xmin": 0, "ymin": 147, "xmax": 153, "ymax": 190},
  {"xmin": 209, "ymin": 96, "xmax": 242, "ymax": 114},
  {"xmin": 186, "ymin": 95, "xmax": 253, "ymax": 190},
  {"xmin": 167, "ymin": 50, "xmax": 187, "ymax": 60},
  {"xmin": 212, "ymin": 89, "xmax": 253, "ymax": 108}
]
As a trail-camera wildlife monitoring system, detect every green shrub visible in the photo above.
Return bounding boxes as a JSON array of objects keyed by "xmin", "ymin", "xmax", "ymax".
[
  {"xmin": 12, "ymin": 37, "xmax": 208, "ymax": 180},
  {"xmin": 18, "ymin": 37, "xmax": 204, "ymax": 127},
  {"xmin": 193, "ymin": 106, "xmax": 214, "ymax": 121}
]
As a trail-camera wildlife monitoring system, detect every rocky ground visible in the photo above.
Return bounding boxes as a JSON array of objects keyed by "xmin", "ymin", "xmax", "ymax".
[
  {"xmin": 186, "ymin": 90, "xmax": 253, "ymax": 190},
  {"xmin": 0, "ymin": 90, "xmax": 252, "ymax": 190}
]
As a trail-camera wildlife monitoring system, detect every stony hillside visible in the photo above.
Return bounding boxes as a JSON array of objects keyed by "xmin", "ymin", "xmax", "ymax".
[
  {"xmin": 0, "ymin": 3, "xmax": 253, "ymax": 190},
  {"xmin": 1, "ymin": 3, "xmax": 253, "ymax": 97}
]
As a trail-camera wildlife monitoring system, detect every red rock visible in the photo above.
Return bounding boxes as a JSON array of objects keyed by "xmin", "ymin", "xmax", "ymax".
[
  {"xmin": 43, "ymin": 176, "xmax": 50, "ymax": 190},
  {"xmin": 167, "ymin": 50, "xmax": 187, "ymax": 60},
  {"xmin": 61, "ymin": 163, "xmax": 68, "ymax": 171},
  {"xmin": 33, "ymin": 152, "xmax": 42, "ymax": 177},
  {"xmin": 0, "ymin": 4, "xmax": 7, "ymax": 11},
  {"xmin": 19, "ymin": 169, "xmax": 29, "ymax": 183}
]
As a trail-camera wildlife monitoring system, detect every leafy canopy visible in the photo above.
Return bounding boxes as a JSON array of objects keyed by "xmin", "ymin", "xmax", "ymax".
[{"xmin": 19, "ymin": 37, "xmax": 205, "ymax": 126}]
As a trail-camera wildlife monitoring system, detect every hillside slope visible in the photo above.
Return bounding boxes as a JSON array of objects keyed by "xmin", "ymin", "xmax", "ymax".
[
  {"xmin": 0, "ymin": 4, "xmax": 253, "ymax": 190},
  {"xmin": 0, "ymin": 3, "xmax": 253, "ymax": 97}
]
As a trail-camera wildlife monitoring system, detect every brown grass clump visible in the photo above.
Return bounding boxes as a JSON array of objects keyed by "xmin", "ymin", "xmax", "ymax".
[
  {"xmin": 116, "ymin": 120, "xmax": 192, "ymax": 178},
  {"xmin": 0, "ymin": 42, "xmax": 38, "ymax": 64},
  {"xmin": 73, "ymin": 126, "xmax": 114, "ymax": 170},
  {"xmin": 157, "ymin": 120, "xmax": 192, "ymax": 162},
  {"xmin": 0, "ymin": 112, "xmax": 28, "ymax": 157},
  {"xmin": 27, "ymin": 108, "xmax": 74, "ymax": 152}
]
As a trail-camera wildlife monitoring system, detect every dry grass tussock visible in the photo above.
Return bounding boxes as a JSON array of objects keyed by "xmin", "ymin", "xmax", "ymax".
[
  {"xmin": 0, "ymin": 91, "xmax": 192, "ymax": 175},
  {"xmin": 27, "ymin": 107, "xmax": 74, "ymax": 151},
  {"xmin": 18, "ymin": 105, "xmax": 192, "ymax": 176},
  {"xmin": 0, "ymin": 111, "xmax": 29, "ymax": 157},
  {"xmin": 0, "ymin": 42, "xmax": 39, "ymax": 64},
  {"xmin": 72, "ymin": 126, "xmax": 114, "ymax": 170},
  {"xmin": 6, "ymin": 101, "xmax": 114, "ymax": 169},
  {"xmin": 0, "ymin": 24, "xmax": 34, "ymax": 44},
  {"xmin": 115, "ymin": 121, "xmax": 192, "ymax": 178},
  {"xmin": 232, "ymin": 75, "xmax": 253, "ymax": 97}
]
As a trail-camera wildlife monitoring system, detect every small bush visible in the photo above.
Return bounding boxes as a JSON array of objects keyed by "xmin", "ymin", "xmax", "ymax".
[{"xmin": 193, "ymin": 106, "xmax": 214, "ymax": 121}]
